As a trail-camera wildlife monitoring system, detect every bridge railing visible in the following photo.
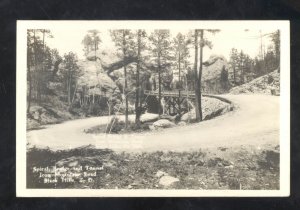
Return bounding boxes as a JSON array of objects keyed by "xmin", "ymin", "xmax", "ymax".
[{"xmin": 144, "ymin": 90, "xmax": 195, "ymax": 97}]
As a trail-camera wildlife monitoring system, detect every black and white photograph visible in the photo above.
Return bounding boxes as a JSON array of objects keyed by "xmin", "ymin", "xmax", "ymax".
[{"xmin": 16, "ymin": 21, "xmax": 290, "ymax": 197}]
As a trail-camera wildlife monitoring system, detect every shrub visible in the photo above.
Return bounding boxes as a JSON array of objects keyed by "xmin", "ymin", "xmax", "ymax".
[
  {"xmin": 267, "ymin": 75, "xmax": 274, "ymax": 84},
  {"xmin": 106, "ymin": 117, "xmax": 125, "ymax": 134},
  {"xmin": 128, "ymin": 122, "xmax": 150, "ymax": 131},
  {"xmin": 105, "ymin": 117, "xmax": 150, "ymax": 134}
]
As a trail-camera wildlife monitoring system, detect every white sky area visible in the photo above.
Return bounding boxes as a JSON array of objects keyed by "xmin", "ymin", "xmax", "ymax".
[{"xmin": 46, "ymin": 28, "xmax": 275, "ymax": 61}]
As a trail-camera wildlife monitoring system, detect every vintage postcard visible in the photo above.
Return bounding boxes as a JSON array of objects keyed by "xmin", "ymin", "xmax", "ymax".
[{"xmin": 16, "ymin": 20, "xmax": 290, "ymax": 197}]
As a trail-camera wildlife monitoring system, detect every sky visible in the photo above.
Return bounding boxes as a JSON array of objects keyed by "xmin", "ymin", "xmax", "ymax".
[{"xmin": 45, "ymin": 28, "xmax": 275, "ymax": 61}]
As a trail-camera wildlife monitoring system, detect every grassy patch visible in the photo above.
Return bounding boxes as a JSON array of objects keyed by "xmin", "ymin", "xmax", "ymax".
[{"xmin": 84, "ymin": 117, "xmax": 150, "ymax": 134}]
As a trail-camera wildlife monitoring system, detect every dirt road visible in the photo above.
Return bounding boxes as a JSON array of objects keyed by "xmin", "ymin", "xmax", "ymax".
[{"xmin": 27, "ymin": 94, "xmax": 279, "ymax": 152}]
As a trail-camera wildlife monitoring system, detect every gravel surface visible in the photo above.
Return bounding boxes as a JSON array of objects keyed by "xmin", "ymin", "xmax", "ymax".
[{"xmin": 27, "ymin": 94, "xmax": 279, "ymax": 152}]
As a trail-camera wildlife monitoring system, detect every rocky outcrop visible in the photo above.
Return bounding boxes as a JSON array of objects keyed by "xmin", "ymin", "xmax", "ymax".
[
  {"xmin": 86, "ymin": 49, "xmax": 142, "ymax": 94},
  {"xmin": 77, "ymin": 60, "xmax": 119, "ymax": 95},
  {"xmin": 230, "ymin": 70, "xmax": 280, "ymax": 95},
  {"xmin": 86, "ymin": 48, "xmax": 137, "ymax": 74},
  {"xmin": 150, "ymin": 119, "xmax": 175, "ymax": 130},
  {"xmin": 140, "ymin": 113, "xmax": 159, "ymax": 123},
  {"xmin": 201, "ymin": 55, "xmax": 230, "ymax": 94},
  {"xmin": 27, "ymin": 103, "xmax": 75, "ymax": 130},
  {"xmin": 159, "ymin": 175, "xmax": 180, "ymax": 187},
  {"xmin": 155, "ymin": 170, "xmax": 180, "ymax": 188},
  {"xmin": 181, "ymin": 96, "xmax": 230, "ymax": 122}
]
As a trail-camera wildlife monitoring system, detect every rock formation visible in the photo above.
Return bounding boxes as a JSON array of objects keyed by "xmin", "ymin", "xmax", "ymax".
[
  {"xmin": 201, "ymin": 55, "xmax": 230, "ymax": 94},
  {"xmin": 230, "ymin": 69, "xmax": 280, "ymax": 95}
]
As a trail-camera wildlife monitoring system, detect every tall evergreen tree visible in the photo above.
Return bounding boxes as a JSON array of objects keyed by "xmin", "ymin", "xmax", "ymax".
[
  {"xmin": 82, "ymin": 30, "xmax": 101, "ymax": 58},
  {"xmin": 27, "ymin": 30, "xmax": 35, "ymax": 114},
  {"xmin": 173, "ymin": 32, "xmax": 190, "ymax": 114},
  {"xmin": 270, "ymin": 30, "xmax": 280, "ymax": 71},
  {"xmin": 27, "ymin": 29, "xmax": 54, "ymax": 107},
  {"xmin": 134, "ymin": 29, "xmax": 147, "ymax": 125},
  {"xmin": 149, "ymin": 29, "xmax": 172, "ymax": 115},
  {"xmin": 36, "ymin": 29, "xmax": 52, "ymax": 104},
  {"xmin": 229, "ymin": 48, "xmax": 239, "ymax": 85},
  {"xmin": 61, "ymin": 52, "xmax": 81, "ymax": 107},
  {"xmin": 111, "ymin": 29, "xmax": 135, "ymax": 128},
  {"xmin": 82, "ymin": 34, "xmax": 93, "ymax": 56},
  {"xmin": 193, "ymin": 30, "xmax": 201, "ymax": 121},
  {"xmin": 196, "ymin": 29, "xmax": 220, "ymax": 121},
  {"xmin": 239, "ymin": 50, "xmax": 245, "ymax": 83}
]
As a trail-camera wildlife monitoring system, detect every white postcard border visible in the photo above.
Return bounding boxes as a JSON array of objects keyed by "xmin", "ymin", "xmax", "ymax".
[{"xmin": 16, "ymin": 20, "xmax": 290, "ymax": 197}]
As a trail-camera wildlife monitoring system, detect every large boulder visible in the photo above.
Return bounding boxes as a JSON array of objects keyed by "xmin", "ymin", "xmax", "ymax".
[
  {"xmin": 201, "ymin": 55, "xmax": 230, "ymax": 94},
  {"xmin": 86, "ymin": 48, "xmax": 140, "ymax": 94},
  {"xmin": 181, "ymin": 97, "xmax": 230, "ymax": 122},
  {"xmin": 177, "ymin": 121, "xmax": 187, "ymax": 126},
  {"xmin": 152, "ymin": 119, "xmax": 175, "ymax": 129},
  {"xmin": 86, "ymin": 48, "xmax": 137, "ymax": 74},
  {"xmin": 86, "ymin": 48, "xmax": 120, "ymax": 64},
  {"xmin": 159, "ymin": 175, "xmax": 179, "ymax": 187},
  {"xmin": 202, "ymin": 55, "xmax": 229, "ymax": 81},
  {"xmin": 181, "ymin": 109, "xmax": 196, "ymax": 122},
  {"xmin": 140, "ymin": 113, "xmax": 159, "ymax": 123}
]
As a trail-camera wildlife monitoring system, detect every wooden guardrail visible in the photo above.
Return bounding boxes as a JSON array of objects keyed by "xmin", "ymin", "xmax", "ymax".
[
  {"xmin": 144, "ymin": 90, "xmax": 233, "ymax": 105},
  {"xmin": 144, "ymin": 90, "xmax": 196, "ymax": 98}
]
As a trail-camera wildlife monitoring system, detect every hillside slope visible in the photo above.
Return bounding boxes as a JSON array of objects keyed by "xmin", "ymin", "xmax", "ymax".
[{"xmin": 230, "ymin": 70, "xmax": 280, "ymax": 95}]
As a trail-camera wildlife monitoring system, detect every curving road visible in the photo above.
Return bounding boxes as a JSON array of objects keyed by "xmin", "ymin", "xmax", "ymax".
[{"xmin": 27, "ymin": 94, "xmax": 279, "ymax": 152}]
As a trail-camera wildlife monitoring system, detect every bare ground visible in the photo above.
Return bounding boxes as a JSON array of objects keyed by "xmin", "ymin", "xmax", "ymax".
[{"xmin": 27, "ymin": 144, "xmax": 279, "ymax": 190}]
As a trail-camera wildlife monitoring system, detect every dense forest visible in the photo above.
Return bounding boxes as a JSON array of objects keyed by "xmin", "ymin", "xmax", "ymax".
[{"xmin": 26, "ymin": 29, "xmax": 280, "ymax": 130}]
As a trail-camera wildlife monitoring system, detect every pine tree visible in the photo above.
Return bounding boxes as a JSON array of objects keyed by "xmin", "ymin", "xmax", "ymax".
[
  {"xmin": 82, "ymin": 30, "xmax": 101, "ymax": 59},
  {"xmin": 110, "ymin": 30, "xmax": 135, "ymax": 128},
  {"xmin": 27, "ymin": 30, "xmax": 35, "ymax": 114},
  {"xmin": 195, "ymin": 29, "xmax": 220, "ymax": 121},
  {"xmin": 270, "ymin": 30, "xmax": 280, "ymax": 71},
  {"xmin": 36, "ymin": 29, "xmax": 52, "ymax": 104},
  {"xmin": 229, "ymin": 48, "xmax": 239, "ymax": 85},
  {"xmin": 61, "ymin": 52, "xmax": 81, "ymax": 107},
  {"xmin": 193, "ymin": 30, "xmax": 200, "ymax": 121},
  {"xmin": 173, "ymin": 32, "xmax": 190, "ymax": 114},
  {"xmin": 26, "ymin": 29, "xmax": 54, "ymax": 107},
  {"xmin": 149, "ymin": 29, "xmax": 172, "ymax": 115},
  {"xmin": 239, "ymin": 50, "xmax": 245, "ymax": 83},
  {"xmin": 82, "ymin": 34, "xmax": 93, "ymax": 56},
  {"xmin": 134, "ymin": 29, "xmax": 147, "ymax": 125}
]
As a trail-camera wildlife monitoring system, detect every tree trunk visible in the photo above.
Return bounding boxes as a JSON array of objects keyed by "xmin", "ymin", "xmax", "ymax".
[
  {"xmin": 68, "ymin": 78, "xmax": 72, "ymax": 105},
  {"xmin": 33, "ymin": 30, "xmax": 38, "ymax": 103},
  {"xmin": 125, "ymin": 65, "xmax": 128, "ymax": 128},
  {"xmin": 198, "ymin": 29, "xmax": 204, "ymax": 121},
  {"xmin": 158, "ymin": 52, "xmax": 162, "ymax": 115},
  {"xmin": 92, "ymin": 92, "xmax": 95, "ymax": 104},
  {"xmin": 178, "ymin": 51, "xmax": 181, "ymax": 114},
  {"xmin": 71, "ymin": 82, "xmax": 78, "ymax": 107},
  {"xmin": 27, "ymin": 65, "xmax": 32, "ymax": 114},
  {"xmin": 68, "ymin": 66, "xmax": 72, "ymax": 105},
  {"xmin": 193, "ymin": 30, "xmax": 201, "ymax": 121},
  {"xmin": 66, "ymin": 79, "xmax": 69, "ymax": 104},
  {"xmin": 135, "ymin": 30, "xmax": 141, "ymax": 125},
  {"xmin": 233, "ymin": 65, "xmax": 236, "ymax": 84},
  {"xmin": 38, "ymin": 30, "xmax": 46, "ymax": 104},
  {"xmin": 123, "ymin": 31, "xmax": 129, "ymax": 129}
]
